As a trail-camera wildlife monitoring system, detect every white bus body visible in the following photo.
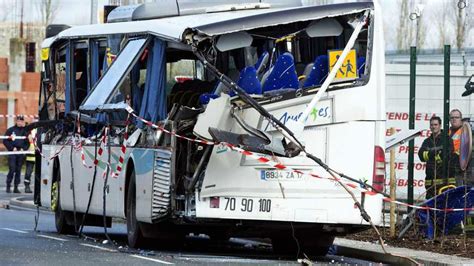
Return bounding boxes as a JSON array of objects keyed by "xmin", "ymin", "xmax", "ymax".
[{"xmin": 37, "ymin": 0, "xmax": 386, "ymax": 256}]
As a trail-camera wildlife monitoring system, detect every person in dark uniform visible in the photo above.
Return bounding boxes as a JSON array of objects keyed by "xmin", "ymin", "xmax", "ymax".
[
  {"xmin": 3, "ymin": 115, "xmax": 29, "ymax": 193},
  {"xmin": 418, "ymin": 116, "xmax": 454, "ymax": 199}
]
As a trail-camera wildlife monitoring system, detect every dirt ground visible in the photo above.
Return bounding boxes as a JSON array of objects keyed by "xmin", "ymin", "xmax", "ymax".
[{"xmin": 345, "ymin": 224, "xmax": 474, "ymax": 259}]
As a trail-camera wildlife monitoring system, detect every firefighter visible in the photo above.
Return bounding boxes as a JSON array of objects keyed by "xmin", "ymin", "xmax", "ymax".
[
  {"xmin": 3, "ymin": 115, "xmax": 29, "ymax": 193},
  {"xmin": 448, "ymin": 109, "xmax": 464, "ymax": 185},
  {"xmin": 418, "ymin": 116, "xmax": 454, "ymax": 199}
]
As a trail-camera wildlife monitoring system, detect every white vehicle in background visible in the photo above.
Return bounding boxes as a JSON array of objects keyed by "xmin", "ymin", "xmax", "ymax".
[{"xmin": 36, "ymin": 0, "xmax": 386, "ymax": 257}]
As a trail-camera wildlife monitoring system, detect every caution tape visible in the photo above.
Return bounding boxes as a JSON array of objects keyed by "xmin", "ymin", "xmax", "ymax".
[
  {"xmin": 124, "ymin": 106, "xmax": 474, "ymax": 213},
  {"xmin": 73, "ymin": 113, "xmax": 126, "ymax": 179},
  {"xmin": 15, "ymin": 106, "xmax": 471, "ymax": 213},
  {"xmin": 0, "ymin": 135, "xmax": 27, "ymax": 140},
  {"xmin": 0, "ymin": 114, "xmax": 38, "ymax": 119},
  {"xmin": 111, "ymin": 114, "xmax": 130, "ymax": 178},
  {"xmin": 125, "ymin": 106, "xmax": 216, "ymax": 146},
  {"xmin": 0, "ymin": 150, "xmax": 34, "ymax": 156},
  {"xmin": 31, "ymin": 133, "xmax": 68, "ymax": 161}
]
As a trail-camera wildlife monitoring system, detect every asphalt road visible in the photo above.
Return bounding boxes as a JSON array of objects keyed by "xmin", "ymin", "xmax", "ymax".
[
  {"xmin": 0, "ymin": 171, "xmax": 379, "ymax": 265},
  {"xmin": 0, "ymin": 206, "xmax": 380, "ymax": 265}
]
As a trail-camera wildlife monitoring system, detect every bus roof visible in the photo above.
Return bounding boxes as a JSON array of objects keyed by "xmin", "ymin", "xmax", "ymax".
[{"xmin": 42, "ymin": 2, "xmax": 373, "ymax": 49}]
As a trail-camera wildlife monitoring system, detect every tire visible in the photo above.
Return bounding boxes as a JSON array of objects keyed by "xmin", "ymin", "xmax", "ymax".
[
  {"xmin": 271, "ymin": 232, "xmax": 335, "ymax": 257},
  {"xmin": 126, "ymin": 170, "xmax": 145, "ymax": 248},
  {"xmin": 54, "ymin": 168, "xmax": 75, "ymax": 235}
]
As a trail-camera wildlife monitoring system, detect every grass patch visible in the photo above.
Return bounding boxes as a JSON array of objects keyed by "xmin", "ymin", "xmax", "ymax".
[
  {"xmin": 0, "ymin": 156, "xmax": 31, "ymax": 173},
  {"xmin": 0, "ymin": 156, "xmax": 8, "ymax": 173}
]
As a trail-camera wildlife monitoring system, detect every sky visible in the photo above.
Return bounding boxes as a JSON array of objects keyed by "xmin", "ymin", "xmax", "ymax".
[{"xmin": 0, "ymin": 0, "xmax": 471, "ymax": 51}]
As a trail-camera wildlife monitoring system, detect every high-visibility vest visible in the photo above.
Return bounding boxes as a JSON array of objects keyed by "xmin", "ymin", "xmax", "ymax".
[
  {"xmin": 26, "ymin": 129, "xmax": 36, "ymax": 163},
  {"xmin": 26, "ymin": 143, "xmax": 35, "ymax": 162},
  {"xmin": 449, "ymin": 127, "xmax": 462, "ymax": 155}
]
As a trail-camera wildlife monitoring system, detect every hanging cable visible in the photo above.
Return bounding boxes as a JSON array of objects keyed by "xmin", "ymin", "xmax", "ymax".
[
  {"xmin": 102, "ymin": 125, "xmax": 114, "ymax": 245},
  {"xmin": 78, "ymin": 122, "xmax": 100, "ymax": 237},
  {"xmin": 34, "ymin": 206, "xmax": 40, "ymax": 232},
  {"xmin": 70, "ymin": 116, "xmax": 79, "ymax": 234}
]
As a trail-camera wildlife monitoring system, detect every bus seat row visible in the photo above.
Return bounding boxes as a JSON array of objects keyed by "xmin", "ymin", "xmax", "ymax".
[
  {"xmin": 168, "ymin": 80, "xmax": 215, "ymax": 109},
  {"xmin": 199, "ymin": 53, "xmax": 366, "ymax": 106}
]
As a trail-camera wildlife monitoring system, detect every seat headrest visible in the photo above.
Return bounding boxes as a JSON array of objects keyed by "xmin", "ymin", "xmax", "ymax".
[
  {"xmin": 303, "ymin": 55, "xmax": 329, "ymax": 88},
  {"xmin": 262, "ymin": 52, "xmax": 299, "ymax": 92}
]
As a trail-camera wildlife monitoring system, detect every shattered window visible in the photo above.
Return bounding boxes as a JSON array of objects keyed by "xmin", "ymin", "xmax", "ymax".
[{"xmin": 80, "ymin": 38, "xmax": 148, "ymax": 112}]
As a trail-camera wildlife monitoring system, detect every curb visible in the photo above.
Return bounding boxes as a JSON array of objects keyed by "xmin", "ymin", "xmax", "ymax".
[
  {"xmin": 334, "ymin": 243, "xmax": 417, "ymax": 265},
  {"xmin": 6, "ymin": 196, "xmax": 473, "ymax": 265},
  {"xmin": 334, "ymin": 238, "xmax": 474, "ymax": 266},
  {"xmin": 9, "ymin": 196, "xmax": 49, "ymax": 212}
]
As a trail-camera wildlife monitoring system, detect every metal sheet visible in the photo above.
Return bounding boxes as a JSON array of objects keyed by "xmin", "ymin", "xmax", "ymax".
[
  {"xmin": 42, "ymin": 3, "xmax": 372, "ymax": 48},
  {"xmin": 193, "ymin": 2, "xmax": 373, "ymax": 36}
]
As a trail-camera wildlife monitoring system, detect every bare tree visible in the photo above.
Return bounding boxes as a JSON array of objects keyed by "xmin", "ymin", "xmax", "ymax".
[
  {"xmin": 396, "ymin": 0, "xmax": 412, "ymax": 50},
  {"xmin": 415, "ymin": 17, "xmax": 427, "ymax": 49},
  {"xmin": 0, "ymin": 1, "xmax": 14, "ymax": 22},
  {"xmin": 435, "ymin": 1, "xmax": 451, "ymax": 49},
  {"xmin": 450, "ymin": 1, "xmax": 471, "ymax": 51},
  {"xmin": 37, "ymin": 0, "xmax": 59, "ymax": 27},
  {"xmin": 414, "ymin": 0, "xmax": 427, "ymax": 49}
]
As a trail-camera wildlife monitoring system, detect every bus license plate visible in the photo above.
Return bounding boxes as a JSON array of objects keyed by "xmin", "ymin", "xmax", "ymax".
[
  {"xmin": 260, "ymin": 170, "xmax": 304, "ymax": 181},
  {"xmin": 221, "ymin": 197, "xmax": 272, "ymax": 213}
]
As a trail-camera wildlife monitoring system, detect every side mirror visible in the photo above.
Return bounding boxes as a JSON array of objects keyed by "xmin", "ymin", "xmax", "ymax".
[
  {"xmin": 462, "ymin": 74, "xmax": 474, "ymax": 97},
  {"xmin": 45, "ymin": 24, "xmax": 70, "ymax": 38},
  {"xmin": 216, "ymin": 32, "xmax": 253, "ymax": 52},
  {"xmin": 305, "ymin": 18, "xmax": 343, "ymax": 38}
]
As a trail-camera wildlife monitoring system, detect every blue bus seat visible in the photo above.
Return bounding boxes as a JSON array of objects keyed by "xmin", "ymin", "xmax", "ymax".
[
  {"xmin": 357, "ymin": 56, "xmax": 366, "ymax": 76},
  {"xmin": 303, "ymin": 55, "xmax": 329, "ymax": 88},
  {"xmin": 237, "ymin": 66, "xmax": 262, "ymax": 95},
  {"xmin": 262, "ymin": 52, "xmax": 299, "ymax": 92}
]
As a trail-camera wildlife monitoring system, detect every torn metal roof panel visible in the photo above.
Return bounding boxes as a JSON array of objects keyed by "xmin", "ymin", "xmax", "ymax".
[
  {"xmin": 42, "ymin": 2, "xmax": 373, "ymax": 48},
  {"xmin": 192, "ymin": 2, "xmax": 373, "ymax": 36}
]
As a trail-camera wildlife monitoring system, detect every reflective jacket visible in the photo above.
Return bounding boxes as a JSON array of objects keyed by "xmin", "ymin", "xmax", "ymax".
[
  {"xmin": 449, "ymin": 127, "xmax": 462, "ymax": 155},
  {"xmin": 449, "ymin": 127, "xmax": 462, "ymax": 175}
]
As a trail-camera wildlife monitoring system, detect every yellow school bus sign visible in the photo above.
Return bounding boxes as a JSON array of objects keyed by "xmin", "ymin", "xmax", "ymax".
[{"xmin": 328, "ymin": 49, "xmax": 358, "ymax": 81}]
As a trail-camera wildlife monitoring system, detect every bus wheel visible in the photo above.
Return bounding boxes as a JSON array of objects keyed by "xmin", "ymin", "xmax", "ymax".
[
  {"xmin": 126, "ymin": 171, "xmax": 145, "ymax": 248},
  {"xmin": 54, "ymin": 173, "xmax": 75, "ymax": 234},
  {"xmin": 271, "ymin": 233, "xmax": 334, "ymax": 257}
]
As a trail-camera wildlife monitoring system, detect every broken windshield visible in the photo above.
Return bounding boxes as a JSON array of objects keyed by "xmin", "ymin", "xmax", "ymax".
[{"xmin": 80, "ymin": 38, "xmax": 148, "ymax": 112}]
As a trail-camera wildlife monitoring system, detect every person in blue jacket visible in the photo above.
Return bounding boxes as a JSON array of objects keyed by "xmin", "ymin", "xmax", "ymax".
[{"xmin": 3, "ymin": 115, "xmax": 28, "ymax": 193}]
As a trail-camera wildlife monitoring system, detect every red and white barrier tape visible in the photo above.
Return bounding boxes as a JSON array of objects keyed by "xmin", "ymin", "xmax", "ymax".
[
  {"xmin": 126, "ymin": 106, "xmax": 216, "ymax": 146},
  {"xmin": 72, "ymin": 117, "xmax": 123, "ymax": 179},
  {"xmin": 0, "ymin": 150, "xmax": 34, "ymax": 156},
  {"xmin": 0, "ymin": 114, "xmax": 38, "ymax": 119},
  {"xmin": 124, "ymin": 106, "xmax": 474, "ymax": 212},
  {"xmin": 112, "ymin": 114, "xmax": 130, "ymax": 178},
  {"xmin": 0, "ymin": 135, "xmax": 27, "ymax": 140},
  {"xmin": 11, "ymin": 106, "xmax": 469, "ymax": 213}
]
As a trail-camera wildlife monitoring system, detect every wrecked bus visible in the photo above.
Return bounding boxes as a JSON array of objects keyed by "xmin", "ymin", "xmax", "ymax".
[{"xmin": 37, "ymin": 0, "xmax": 386, "ymax": 256}]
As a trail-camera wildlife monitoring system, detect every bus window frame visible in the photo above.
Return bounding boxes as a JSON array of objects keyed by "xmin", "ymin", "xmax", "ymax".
[{"xmin": 80, "ymin": 37, "xmax": 150, "ymax": 113}]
